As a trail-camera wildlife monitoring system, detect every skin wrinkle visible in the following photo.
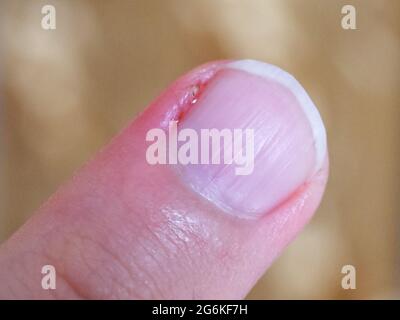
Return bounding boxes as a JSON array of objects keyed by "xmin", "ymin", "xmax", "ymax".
[
  {"xmin": 74, "ymin": 213, "xmax": 168, "ymax": 298},
  {"xmin": 149, "ymin": 230, "xmax": 193, "ymax": 297},
  {"xmin": 161, "ymin": 214, "xmax": 198, "ymax": 270},
  {"xmin": 107, "ymin": 178, "xmax": 178, "ymax": 298},
  {"xmin": 121, "ymin": 160, "xmax": 228, "ymax": 296},
  {"xmin": 1, "ymin": 214, "xmax": 56, "ymax": 298},
  {"xmin": 100, "ymin": 231, "xmax": 155, "ymax": 298},
  {"xmin": 163, "ymin": 207, "xmax": 212, "ymax": 248},
  {"xmin": 150, "ymin": 212, "xmax": 205, "ymax": 296},
  {"xmin": 109, "ymin": 224, "xmax": 166, "ymax": 299},
  {"xmin": 20, "ymin": 250, "xmax": 52, "ymax": 296},
  {"xmin": 4, "ymin": 254, "xmax": 36, "ymax": 298},
  {"xmin": 53, "ymin": 269, "xmax": 89, "ymax": 300},
  {"xmin": 60, "ymin": 230, "xmax": 155, "ymax": 299},
  {"xmin": 167, "ymin": 196, "xmax": 224, "ymax": 247},
  {"xmin": 166, "ymin": 208, "xmax": 210, "ymax": 252},
  {"xmin": 0, "ymin": 241, "xmax": 82, "ymax": 299},
  {"xmin": 71, "ymin": 234, "xmax": 135, "ymax": 298},
  {"xmin": 36, "ymin": 249, "xmax": 84, "ymax": 299},
  {"xmin": 121, "ymin": 188, "xmax": 202, "ymax": 298},
  {"xmin": 59, "ymin": 235, "xmax": 109, "ymax": 299},
  {"xmin": 156, "ymin": 202, "xmax": 235, "ymax": 297},
  {"xmin": 133, "ymin": 223, "xmax": 177, "ymax": 299},
  {"xmin": 38, "ymin": 188, "xmax": 163, "ymax": 298}
]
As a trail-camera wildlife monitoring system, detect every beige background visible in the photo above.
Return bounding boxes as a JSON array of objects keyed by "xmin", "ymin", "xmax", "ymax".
[{"xmin": 1, "ymin": 0, "xmax": 399, "ymax": 299}]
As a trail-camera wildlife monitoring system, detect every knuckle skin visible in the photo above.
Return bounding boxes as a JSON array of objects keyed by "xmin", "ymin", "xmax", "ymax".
[{"xmin": 42, "ymin": 199, "xmax": 208, "ymax": 299}]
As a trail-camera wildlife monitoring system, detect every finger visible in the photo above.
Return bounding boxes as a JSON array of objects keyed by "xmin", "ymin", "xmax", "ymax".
[{"xmin": 0, "ymin": 59, "xmax": 329, "ymax": 299}]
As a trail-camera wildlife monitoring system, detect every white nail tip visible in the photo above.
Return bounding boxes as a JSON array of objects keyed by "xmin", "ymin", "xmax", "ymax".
[{"xmin": 227, "ymin": 59, "xmax": 327, "ymax": 172}]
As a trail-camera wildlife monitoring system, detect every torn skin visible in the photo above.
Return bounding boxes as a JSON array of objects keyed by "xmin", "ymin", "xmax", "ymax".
[{"xmin": 157, "ymin": 60, "xmax": 231, "ymax": 129}]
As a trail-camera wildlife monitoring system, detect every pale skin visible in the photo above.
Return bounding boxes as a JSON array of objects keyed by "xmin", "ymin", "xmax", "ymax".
[{"xmin": 0, "ymin": 61, "xmax": 329, "ymax": 299}]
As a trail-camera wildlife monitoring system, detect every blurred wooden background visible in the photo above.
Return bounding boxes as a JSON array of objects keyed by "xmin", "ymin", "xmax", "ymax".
[{"xmin": 1, "ymin": 0, "xmax": 399, "ymax": 299}]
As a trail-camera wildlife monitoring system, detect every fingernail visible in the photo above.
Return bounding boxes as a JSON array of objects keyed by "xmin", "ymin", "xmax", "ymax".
[{"xmin": 177, "ymin": 59, "xmax": 327, "ymax": 217}]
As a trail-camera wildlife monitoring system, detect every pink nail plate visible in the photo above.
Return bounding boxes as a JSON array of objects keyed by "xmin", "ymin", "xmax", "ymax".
[{"xmin": 175, "ymin": 60, "xmax": 327, "ymax": 217}]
